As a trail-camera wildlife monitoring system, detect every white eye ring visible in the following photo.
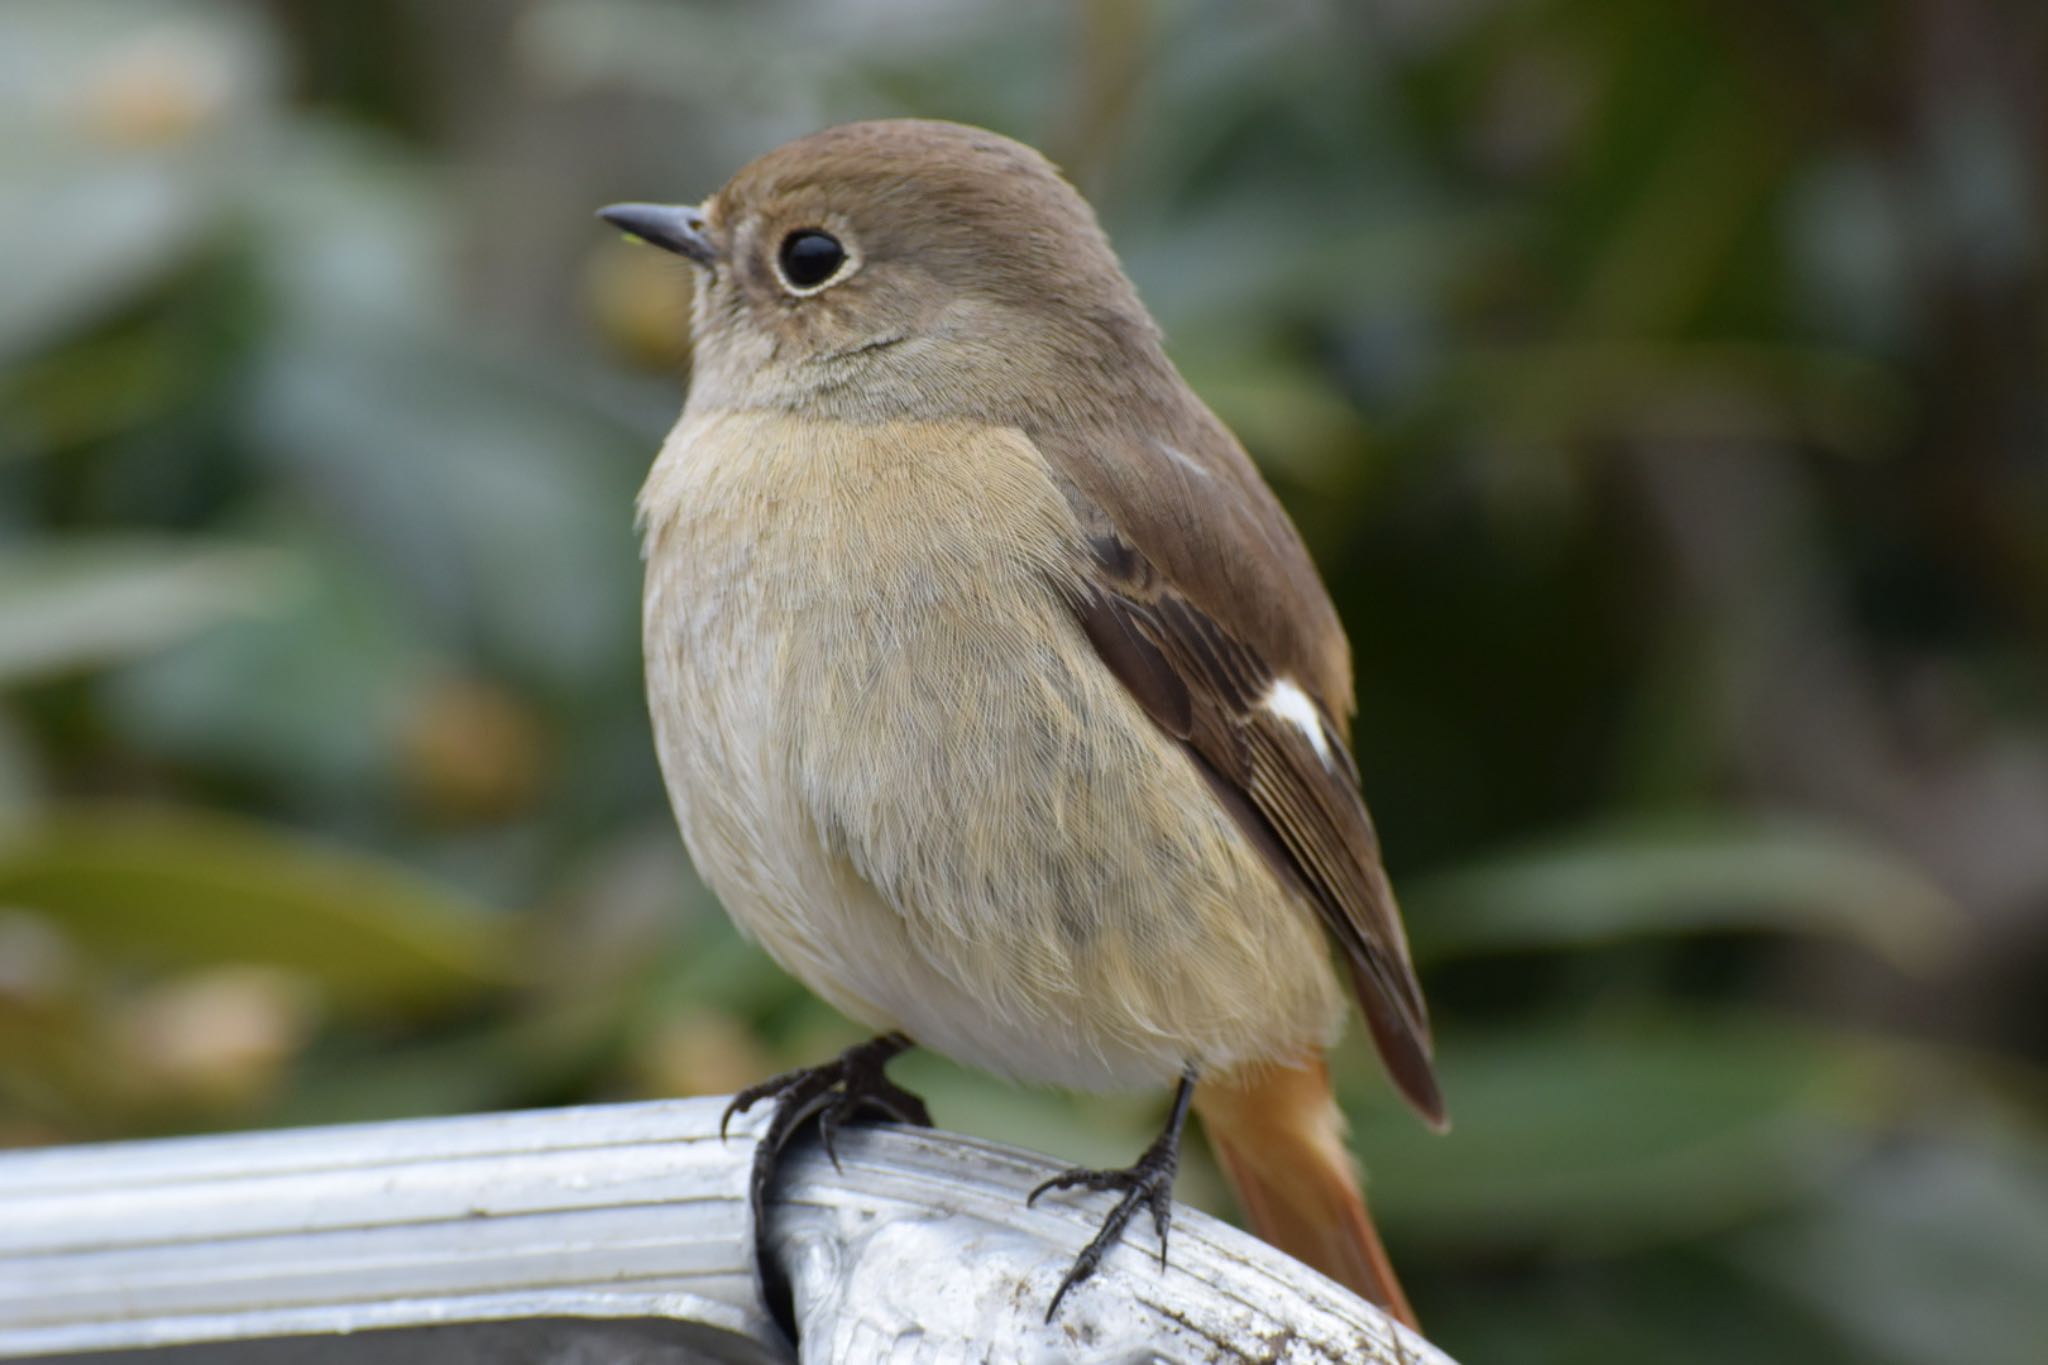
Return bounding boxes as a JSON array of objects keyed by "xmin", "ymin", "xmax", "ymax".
[{"xmin": 773, "ymin": 227, "xmax": 858, "ymax": 296}]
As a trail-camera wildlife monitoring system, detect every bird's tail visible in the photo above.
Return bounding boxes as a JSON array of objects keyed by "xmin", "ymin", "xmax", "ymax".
[{"xmin": 1193, "ymin": 1055, "xmax": 1419, "ymax": 1330}]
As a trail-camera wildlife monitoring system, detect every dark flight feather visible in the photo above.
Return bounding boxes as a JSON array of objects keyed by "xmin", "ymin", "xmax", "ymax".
[{"xmin": 1035, "ymin": 412, "xmax": 1445, "ymax": 1129}]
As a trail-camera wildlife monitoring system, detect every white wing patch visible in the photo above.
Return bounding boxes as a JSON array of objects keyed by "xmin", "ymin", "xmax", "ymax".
[
  {"xmin": 1261, "ymin": 677, "xmax": 1334, "ymax": 768},
  {"xmin": 1155, "ymin": 440, "xmax": 1215, "ymax": 482}
]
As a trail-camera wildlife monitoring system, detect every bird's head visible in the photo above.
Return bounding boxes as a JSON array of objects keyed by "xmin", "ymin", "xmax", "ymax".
[{"xmin": 600, "ymin": 119, "xmax": 1167, "ymax": 425}]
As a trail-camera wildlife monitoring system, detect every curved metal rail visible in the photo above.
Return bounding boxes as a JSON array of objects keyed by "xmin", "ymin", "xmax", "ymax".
[{"xmin": 0, "ymin": 1098, "xmax": 1453, "ymax": 1363}]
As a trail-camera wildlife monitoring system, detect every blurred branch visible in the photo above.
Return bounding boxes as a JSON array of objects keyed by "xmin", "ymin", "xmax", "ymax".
[{"xmin": 1053, "ymin": 0, "xmax": 1148, "ymax": 194}]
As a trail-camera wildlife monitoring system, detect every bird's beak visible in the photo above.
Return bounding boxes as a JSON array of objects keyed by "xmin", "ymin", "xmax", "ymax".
[{"xmin": 597, "ymin": 202, "xmax": 717, "ymax": 266}]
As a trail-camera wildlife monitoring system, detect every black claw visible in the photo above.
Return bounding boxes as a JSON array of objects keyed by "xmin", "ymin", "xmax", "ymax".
[
  {"xmin": 1030, "ymin": 1066, "xmax": 1198, "ymax": 1323},
  {"xmin": 1148, "ymin": 1186, "xmax": 1174, "ymax": 1271},
  {"xmin": 721, "ymin": 1073, "xmax": 793, "ymax": 1139},
  {"xmin": 818, "ymin": 1094, "xmax": 854, "ymax": 1172},
  {"xmin": 719, "ymin": 1032, "xmax": 927, "ymax": 1346}
]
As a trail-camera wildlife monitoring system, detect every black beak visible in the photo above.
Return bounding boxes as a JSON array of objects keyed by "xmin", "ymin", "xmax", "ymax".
[{"xmin": 597, "ymin": 202, "xmax": 716, "ymax": 265}]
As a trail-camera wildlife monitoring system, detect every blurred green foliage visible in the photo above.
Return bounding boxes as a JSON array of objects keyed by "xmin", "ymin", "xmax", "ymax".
[{"xmin": 2, "ymin": 1, "xmax": 2045, "ymax": 1360}]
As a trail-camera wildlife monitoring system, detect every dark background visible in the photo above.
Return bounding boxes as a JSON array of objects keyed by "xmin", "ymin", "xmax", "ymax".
[{"xmin": 2, "ymin": 2, "xmax": 2045, "ymax": 1360}]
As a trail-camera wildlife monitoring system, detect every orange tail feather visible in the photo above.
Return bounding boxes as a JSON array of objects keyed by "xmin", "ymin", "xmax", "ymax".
[{"xmin": 1194, "ymin": 1055, "xmax": 1419, "ymax": 1330}]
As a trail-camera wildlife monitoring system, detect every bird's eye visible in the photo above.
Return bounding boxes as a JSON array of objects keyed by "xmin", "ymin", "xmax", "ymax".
[{"xmin": 776, "ymin": 230, "xmax": 847, "ymax": 291}]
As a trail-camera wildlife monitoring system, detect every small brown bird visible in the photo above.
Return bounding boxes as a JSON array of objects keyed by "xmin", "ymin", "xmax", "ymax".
[{"xmin": 608, "ymin": 119, "xmax": 1444, "ymax": 1329}]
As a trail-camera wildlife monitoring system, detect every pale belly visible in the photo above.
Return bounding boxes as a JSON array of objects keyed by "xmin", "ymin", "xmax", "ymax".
[{"xmin": 639, "ymin": 410, "xmax": 1343, "ymax": 1091}]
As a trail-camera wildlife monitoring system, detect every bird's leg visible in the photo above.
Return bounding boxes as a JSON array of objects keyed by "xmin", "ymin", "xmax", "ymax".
[
  {"xmin": 1028, "ymin": 1064, "xmax": 1198, "ymax": 1322},
  {"xmin": 722, "ymin": 1030, "xmax": 930, "ymax": 1223}
]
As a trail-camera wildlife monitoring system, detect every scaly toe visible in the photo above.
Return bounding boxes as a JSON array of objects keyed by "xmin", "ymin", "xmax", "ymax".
[{"xmin": 1028, "ymin": 1166, "xmax": 1108, "ymax": 1205}]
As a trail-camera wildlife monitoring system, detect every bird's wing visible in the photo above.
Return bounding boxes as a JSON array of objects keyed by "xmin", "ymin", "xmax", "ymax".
[{"xmin": 1033, "ymin": 412, "xmax": 1444, "ymax": 1126}]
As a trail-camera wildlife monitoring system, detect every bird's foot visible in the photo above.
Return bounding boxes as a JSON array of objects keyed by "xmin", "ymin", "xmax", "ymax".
[
  {"xmin": 1027, "ymin": 1066, "xmax": 1197, "ymax": 1322},
  {"xmin": 723, "ymin": 1032, "xmax": 929, "ymax": 1344},
  {"xmin": 722, "ymin": 1031, "xmax": 929, "ymax": 1224}
]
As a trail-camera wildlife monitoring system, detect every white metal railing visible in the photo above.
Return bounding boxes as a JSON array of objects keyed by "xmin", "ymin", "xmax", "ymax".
[{"xmin": 0, "ymin": 1098, "xmax": 1454, "ymax": 1363}]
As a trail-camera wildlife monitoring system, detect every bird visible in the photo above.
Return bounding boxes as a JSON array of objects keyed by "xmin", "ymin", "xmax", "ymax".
[{"xmin": 605, "ymin": 117, "xmax": 1445, "ymax": 1332}]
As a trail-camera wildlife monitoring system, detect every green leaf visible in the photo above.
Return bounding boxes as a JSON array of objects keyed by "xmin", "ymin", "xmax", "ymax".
[
  {"xmin": 0, "ymin": 156, "xmax": 208, "ymax": 366},
  {"xmin": 0, "ymin": 540, "xmax": 301, "ymax": 687},
  {"xmin": 1425, "ymin": 1246, "xmax": 1867, "ymax": 1365},
  {"xmin": 1342, "ymin": 1015, "xmax": 1895, "ymax": 1250},
  {"xmin": 1403, "ymin": 814, "xmax": 1961, "ymax": 969},
  {"xmin": 241, "ymin": 332, "xmax": 647, "ymax": 696},
  {"xmin": 100, "ymin": 526, "xmax": 421, "ymax": 797},
  {"xmin": 1735, "ymin": 1136, "xmax": 2048, "ymax": 1365},
  {"xmin": 0, "ymin": 0, "xmax": 281, "ymax": 363},
  {"xmin": 0, "ymin": 807, "xmax": 519, "ymax": 1013}
]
